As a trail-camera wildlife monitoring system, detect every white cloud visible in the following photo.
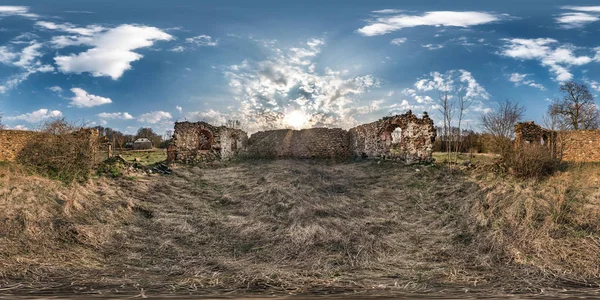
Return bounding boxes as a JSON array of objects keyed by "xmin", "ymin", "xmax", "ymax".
[
  {"xmin": 584, "ymin": 78, "xmax": 600, "ymax": 91},
  {"xmin": 50, "ymin": 24, "xmax": 173, "ymax": 79},
  {"xmin": 358, "ymin": 11, "xmax": 502, "ymax": 36},
  {"xmin": 0, "ymin": 6, "xmax": 38, "ymax": 18},
  {"xmin": 401, "ymin": 70, "xmax": 492, "ymax": 126},
  {"xmin": 171, "ymin": 35, "xmax": 218, "ymax": 52},
  {"xmin": 48, "ymin": 86, "xmax": 63, "ymax": 93},
  {"xmin": 390, "ymin": 37, "xmax": 407, "ymax": 45},
  {"xmin": 69, "ymin": 88, "xmax": 112, "ymax": 107},
  {"xmin": 170, "ymin": 46, "xmax": 185, "ymax": 52},
  {"xmin": 176, "ymin": 105, "xmax": 182, "ymax": 113},
  {"xmin": 556, "ymin": 12, "xmax": 600, "ymax": 29},
  {"xmin": 185, "ymin": 109, "xmax": 228, "ymax": 125},
  {"xmin": 7, "ymin": 124, "xmax": 28, "ymax": 130},
  {"xmin": 558, "ymin": 6, "xmax": 600, "ymax": 28},
  {"xmin": 97, "ymin": 112, "xmax": 133, "ymax": 120},
  {"xmin": 138, "ymin": 111, "xmax": 172, "ymax": 123},
  {"xmin": 372, "ymin": 9, "xmax": 404, "ymax": 14},
  {"xmin": 36, "ymin": 21, "xmax": 104, "ymax": 36},
  {"xmin": 6, "ymin": 108, "xmax": 62, "ymax": 123},
  {"xmin": 499, "ymin": 38, "xmax": 596, "ymax": 81},
  {"xmin": 186, "ymin": 35, "xmax": 218, "ymax": 46},
  {"xmin": 224, "ymin": 37, "xmax": 380, "ymax": 132},
  {"xmin": 508, "ymin": 73, "xmax": 546, "ymax": 90},
  {"xmin": 0, "ymin": 41, "xmax": 54, "ymax": 93},
  {"xmin": 422, "ymin": 44, "xmax": 444, "ymax": 50}
]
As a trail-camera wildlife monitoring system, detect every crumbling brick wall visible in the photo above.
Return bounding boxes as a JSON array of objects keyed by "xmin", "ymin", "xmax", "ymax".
[
  {"xmin": 557, "ymin": 130, "xmax": 600, "ymax": 162},
  {"xmin": 245, "ymin": 128, "xmax": 350, "ymax": 158},
  {"xmin": 515, "ymin": 121, "xmax": 600, "ymax": 162},
  {"xmin": 170, "ymin": 122, "xmax": 248, "ymax": 164},
  {"xmin": 0, "ymin": 130, "xmax": 44, "ymax": 162},
  {"xmin": 349, "ymin": 111, "xmax": 436, "ymax": 162}
]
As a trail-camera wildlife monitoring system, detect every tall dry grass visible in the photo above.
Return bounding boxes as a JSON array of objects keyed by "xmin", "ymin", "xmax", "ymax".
[{"xmin": 471, "ymin": 162, "xmax": 600, "ymax": 286}]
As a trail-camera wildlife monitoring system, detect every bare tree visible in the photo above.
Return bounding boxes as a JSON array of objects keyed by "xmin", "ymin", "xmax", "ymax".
[
  {"xmin": 480, "ymin": 98, "xmax": 525, "ymax": 140},
  {"xmin": 437, "ymin": 89, "xmax": 454, "ymax": 162},
  {"xmin": 549, "ymin": 81, "xmax": 600, "ymax": 130}
]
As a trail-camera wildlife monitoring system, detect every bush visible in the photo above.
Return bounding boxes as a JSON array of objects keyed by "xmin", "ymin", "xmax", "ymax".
[
  {"xmin": 501, "ymin": 143, "xmax": 560, "ymax": 179},
  {"xmin": 17, "ymin": 119, "xmax": 97, "ymax": 184}
]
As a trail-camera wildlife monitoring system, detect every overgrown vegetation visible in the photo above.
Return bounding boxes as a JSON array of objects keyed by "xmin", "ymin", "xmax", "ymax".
[{"xmin": 16, "ymin": 119, "xmax": 97, "ymax": 184}]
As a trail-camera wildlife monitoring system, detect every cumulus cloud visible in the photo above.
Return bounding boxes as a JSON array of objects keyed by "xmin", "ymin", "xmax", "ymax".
[
  {"xmin": 224, "ymin": 37, "xmax": 380, "ymax": 132},
  {"xmin": 357, "ymin": 11, "xmax": 502, "ymax": 36},
  {"xmin": 6, "ymin": 108, "xmax": 62, "ymax": 123},
  {"xmin": 97, "ymin": 112, "xmax": 134, "ymax": 119},
  {"xmin": 185, "ymin": 109, "xmax": 229, "ymax": 125},
  {"xmin": 49, "ymin": 24, "xmax": 172, "ymax": 79},
  {"xmin": 499, "ymin": 38, "xmax": 595, "ymax": 81},
  {"xmin": 508, "ymin": 73, "xmax": 546, "ymax": 90},
  {"xmin": 69, "ymin": 88, "xmax": 112, "ymax": 107},
  {"xmin": 557, "ymin": 6, "xmax": 600, "ymax": 28},
  {"xmin": 390, "ymin": 37, "xmax": 407, "ymax": 45},
  {"xmin": 138, "ymin": 111, "xmax": 172, "ymax": 123},
  {"xmin": 407, "ymin": 69, "xmax": 492, "ymax": 121},
  {"xmin": 176, "ymin": 105, "xmax": 182, "ymax": 113}
]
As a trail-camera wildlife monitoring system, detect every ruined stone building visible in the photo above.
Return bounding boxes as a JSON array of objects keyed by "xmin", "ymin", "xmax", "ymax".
[
  {"xmin": 349, "ymin": 111, "xmax": 436, "ymax": 163},
  {"xmin": 515, "ymin": 121, "xmax": 600, "ymax": 162},
  {"xmin": 170, "ymin": 110, "xmax": 436, "ymax": 164},
  {"xmin": 169, "ymin": 122, "xmax": 248, "ymax": 164}
]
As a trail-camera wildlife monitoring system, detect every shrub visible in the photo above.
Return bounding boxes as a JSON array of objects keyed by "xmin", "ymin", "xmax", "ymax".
[
  {"xmin": 501, "ymin": 143, "xmax": 560, "ymax": 179},
  {"xmin": 16, "ymin": 119, "xmax": 97, "ymax": 184}
]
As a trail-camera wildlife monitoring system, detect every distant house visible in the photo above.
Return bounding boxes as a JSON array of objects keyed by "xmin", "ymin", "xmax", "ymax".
[{"xmin": 133, "ymin": 138, "xmax": 153, "ymax": 150}]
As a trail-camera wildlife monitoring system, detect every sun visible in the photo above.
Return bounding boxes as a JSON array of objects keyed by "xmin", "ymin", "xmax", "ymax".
[{"xmin": 284, "ymin": 110, "xmax": 310, "ymax": 129}]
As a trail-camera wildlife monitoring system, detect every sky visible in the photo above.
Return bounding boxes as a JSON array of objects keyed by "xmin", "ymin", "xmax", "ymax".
[{"xmin": 1, "ymin": 0, "xmax": 600, "ymax": 134}]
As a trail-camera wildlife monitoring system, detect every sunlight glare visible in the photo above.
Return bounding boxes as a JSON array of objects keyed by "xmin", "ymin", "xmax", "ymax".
[{"xmin": 284, "ymin": 110, "xmax": 310, "ymax": 129}]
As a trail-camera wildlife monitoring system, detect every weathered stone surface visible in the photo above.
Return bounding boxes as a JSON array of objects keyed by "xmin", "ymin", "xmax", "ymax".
[
  {"xmin": 170, "ymin": 122, "xmax": 248, "ymax": 164},
  {"xmin": 246, "ymin": 128, "xmax": 350, "ymax": 159},
  {"xmin": 349, "ymin": 111, "xmax": 436, "ymax": 163},
  {"xmin": 0, "ymin": 130, "xmax": 44, "ymax": 162},
  {"xmin": 171, "ymin": 111, "xmax": 436, "ymax": 164},
  {"xmin": 0, "ymin": 129, "xmax": 100, "ymax": 162},
  {"xmin": 515, "ymin": 121, "xmax": 600, "ymax": 162}
]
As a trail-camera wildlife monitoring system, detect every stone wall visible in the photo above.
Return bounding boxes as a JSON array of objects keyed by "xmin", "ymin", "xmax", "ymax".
[
  {"xmin": 171, "ymin": 111, "xmax": 436, "ymax": 164},
  {"xmin": 245, "ymin": 128, "xmax": 350, "ymax": 159},
  {"xmin": 349, "ymin": 111, "xmax": 436, "ymax": 163},
  {"xmin": 0, "ymin": 130, "xmax": 43, "ymax": 162},
  {"xmin": 515, "ymin": 121, "xmax": 600, "ymax": 162},
  {"xmin": 558, "ymin": 130, "xmax": 600, "ymax": 162},
  {"xmin": 170, "ymin": 121, "xmax": 248, "ymax": 164},
  {"xmin": 0, "ymin": 129, "xmax": 102, "ymax": 163}
]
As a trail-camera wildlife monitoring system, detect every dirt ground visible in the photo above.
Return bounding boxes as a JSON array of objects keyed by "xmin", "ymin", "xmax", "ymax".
[{"xmin": 0, "ymin": 159, "xmax": 598, "ymax": 297}]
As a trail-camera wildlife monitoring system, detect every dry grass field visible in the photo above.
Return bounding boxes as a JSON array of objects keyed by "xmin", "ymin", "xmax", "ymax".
[{"xmin": 0, "ymin": 158, "xmax": 599, "ymax": 296}]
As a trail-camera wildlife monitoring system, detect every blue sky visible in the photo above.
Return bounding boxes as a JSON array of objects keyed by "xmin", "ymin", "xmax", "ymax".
[{"xmin": 1, "ymin": 0, "xmax": 600, "ymax": 134}]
